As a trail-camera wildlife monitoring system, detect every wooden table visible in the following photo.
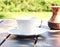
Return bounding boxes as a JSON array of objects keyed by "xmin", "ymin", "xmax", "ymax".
[
  {"xmin": 0, "ymin": 19, "xmax": 60, "ymax": 47},
  {"xmin": 0, "ymin": 31, "xmax": 60, "ymax": 47}
]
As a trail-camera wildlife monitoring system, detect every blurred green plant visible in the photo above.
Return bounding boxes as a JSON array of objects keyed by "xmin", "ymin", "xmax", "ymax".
[
  {"xmin": 0, "ymin": 0, "xmax": 60, "ymax": 12},
  {"xmin": 0, "ymin": 14, "xmax": 4, "ymax": 19}
]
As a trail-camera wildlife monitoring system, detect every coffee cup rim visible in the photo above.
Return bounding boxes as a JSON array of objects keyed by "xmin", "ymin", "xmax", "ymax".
[{"xmin": 16, "ymin": 17, "xmax": 33, "ymax": 20}]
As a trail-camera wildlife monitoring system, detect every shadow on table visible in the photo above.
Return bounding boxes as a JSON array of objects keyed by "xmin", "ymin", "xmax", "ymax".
[{"xmin": 9, "ymin": 34, "xmax": 45, "ymax": 40}]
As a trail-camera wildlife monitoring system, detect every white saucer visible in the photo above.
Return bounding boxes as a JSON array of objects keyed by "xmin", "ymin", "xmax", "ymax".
[{"xmin": 8, "ymin": 27, "xmax": 50, "ymax": 35}]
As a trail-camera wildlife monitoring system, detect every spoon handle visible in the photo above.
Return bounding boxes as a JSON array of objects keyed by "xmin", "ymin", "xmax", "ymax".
[{"xmin": 39, "ymin": 20, "xmax": 42, "ymax": 28}]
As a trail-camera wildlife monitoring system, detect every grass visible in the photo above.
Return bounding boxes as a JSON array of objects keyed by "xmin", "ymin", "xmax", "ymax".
[{"xmin": 0, "ymin": 12, "xmax": 52, "ymax": 20}]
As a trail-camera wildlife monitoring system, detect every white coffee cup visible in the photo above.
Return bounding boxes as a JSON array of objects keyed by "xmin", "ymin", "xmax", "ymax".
[{"xmin": 16, "ymin": 17, "xmax": 41, "ymax": 35}]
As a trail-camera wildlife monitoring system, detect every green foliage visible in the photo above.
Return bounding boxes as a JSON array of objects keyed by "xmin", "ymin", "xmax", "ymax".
[
  {"xmin": 0, "ymin": 0, "xmax": 60, "ymax": 12},
  {"xmin": 0, "ymin": 14, "xmax": 4, "ymax": 19}
]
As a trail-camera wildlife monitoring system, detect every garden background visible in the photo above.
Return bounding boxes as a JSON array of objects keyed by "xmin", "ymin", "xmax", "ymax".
[{"xmin": 0, "ymin": 0, "xmax": 60, "ymax": 19}]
